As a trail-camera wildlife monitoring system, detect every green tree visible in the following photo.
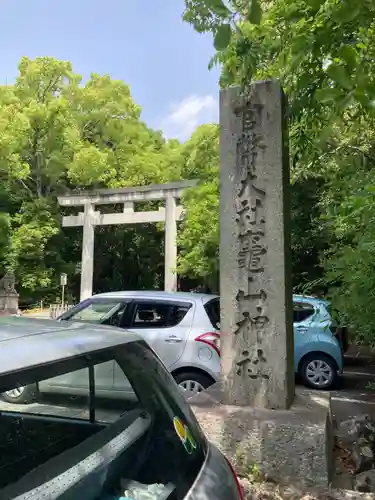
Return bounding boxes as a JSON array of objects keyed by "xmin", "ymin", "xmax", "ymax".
[
  {"xmin": 178, "ymin": 124, "xmax": 219, "ymax": 291},
  {"xmin": 183, "ymin": 0, "xmax": 375, "ymax": 342},
  {"xmin": 0, "ymin": 56, "xmax": 182, "ymax": 301}
]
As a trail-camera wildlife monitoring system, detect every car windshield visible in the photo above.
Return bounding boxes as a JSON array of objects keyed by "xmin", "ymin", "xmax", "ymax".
[
  {"xmin": 0, "ymin": 341, "xmax": 206, "ymax": 500},
  {"xmin": 61, "ymin": 299, "xmax": 129, "ymax": 328}
]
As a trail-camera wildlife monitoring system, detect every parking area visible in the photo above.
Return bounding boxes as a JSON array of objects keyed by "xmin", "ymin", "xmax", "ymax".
[
  {"xmin": 0, "ymin": 361, "xmax": 374, "ymax": 424},
  {"xmin": 331, "ymin": 361, "xmax": 375, "ymax": 423}
]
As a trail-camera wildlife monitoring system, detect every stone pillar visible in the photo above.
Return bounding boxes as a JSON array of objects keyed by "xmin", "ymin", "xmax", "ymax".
[
  {"xmin": 190, "ymin": 82, "xmax": 331, "ymax": 488},
  {"xmin": 80, "ymin": 203, "xmax": 95, "ymax": 301},
  {"xmin": 164, "ymin": 194, "xmax": 177, "ymax": 292},
  {"xmin": 123, "ymin": 202, "xmax": 134, "ymax": 213},
  {"xmin": 220, "ymin": 80, "xmax": 294, "ymax": 410}
]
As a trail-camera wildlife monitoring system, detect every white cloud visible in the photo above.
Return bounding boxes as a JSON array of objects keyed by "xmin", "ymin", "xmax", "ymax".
[{"xmin": 161, "ymin": 94, "xmax": 218, "ymax": 142}]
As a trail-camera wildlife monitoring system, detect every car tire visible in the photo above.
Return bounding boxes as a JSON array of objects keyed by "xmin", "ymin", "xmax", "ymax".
[
  {"xmin": 174, "ymin": 371, "xmax": 214, "ymax": 398},
  {"xmin": 299, "ymin": 353, "xmax": 338, "ymax": 390},
  {"xmin": 1, "ymin": 384, "xmax": 38, "ymax": 404}
]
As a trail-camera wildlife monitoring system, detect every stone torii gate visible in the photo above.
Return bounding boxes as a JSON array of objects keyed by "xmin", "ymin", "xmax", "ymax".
[{"xmin": 57, "ymin": 180, "xmax": 198, "ymax": 301}]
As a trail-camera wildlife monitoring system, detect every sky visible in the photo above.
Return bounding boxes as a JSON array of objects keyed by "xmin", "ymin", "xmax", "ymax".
[{"xmin": 0, "ymin": 0, "xmax": 220, "ymax": 142}]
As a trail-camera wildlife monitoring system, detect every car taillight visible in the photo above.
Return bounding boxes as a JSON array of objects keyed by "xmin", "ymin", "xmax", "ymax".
[
  {"xmin": 224, "ymin": 455, "xmax": 245, "ymax": 499},
  {"xmin": 195, "ymin": 332, "xmax": 220, "ymax": 356}
]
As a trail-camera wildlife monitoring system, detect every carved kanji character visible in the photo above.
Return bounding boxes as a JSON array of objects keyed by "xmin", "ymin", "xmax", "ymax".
[
  {"xmin": 242, "ymin": 109, "xmax": 256, "ymax": 133},
  {"xmin": 235, "ymin": 289, "xmax": 269, "ymax": 334},
  {"xmin": 248, "ymin": 234, "xmax": 267, "ymax": 273},
  {"xmin": 236, "ymin": 349, "xmax": 270, "ymax": 379},
  {"xmin": 235, "ymin": 183, "xmax": 266, "ymax": 235}
]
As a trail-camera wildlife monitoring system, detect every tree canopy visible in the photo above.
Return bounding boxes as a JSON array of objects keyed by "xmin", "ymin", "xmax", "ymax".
[
  {"xmin": 182, "ymin": 0, "xmax": 375, "ymax": 342},
  {"xmin": 0, "ymin": 57, "xmax": 185, "ymax": 302}
]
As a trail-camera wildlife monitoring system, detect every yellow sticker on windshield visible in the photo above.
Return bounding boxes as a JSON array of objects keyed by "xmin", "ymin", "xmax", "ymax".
[{"xmin": 173, "ymin": 416, "xmax": 197, "ymax": 454}]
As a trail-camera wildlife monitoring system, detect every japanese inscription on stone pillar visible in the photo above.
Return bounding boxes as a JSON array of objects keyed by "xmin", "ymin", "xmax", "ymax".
[{"xmin": 220, "ymin": 80, "xmax": 294, "ymax": 410}]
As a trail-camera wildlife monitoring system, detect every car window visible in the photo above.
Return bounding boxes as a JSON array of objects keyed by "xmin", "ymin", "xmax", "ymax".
[
  {"xmin": 204, "ymin": 298, "xmax": 220, "ymax": 329},
  {"xmin": 115, "ymin": 342, "xmax": 207, "ymax": 493},
  {"xmin": 0, "ymin": 360, "xmax": 111, "ymax": 495},
  {"xmin": 0, "ymin": 342, "xmax": 206, "ymax": 500},
  {"xmin": 293, "ymin": 302, "xmax": 315, "ymax": 323},
  {"xmin": 131, "ymin": 301, "xmax": 191, "ymax": 329},
  {"xmin": 64, "ymin": 299, "xmax": 128, "ymax": 327}
]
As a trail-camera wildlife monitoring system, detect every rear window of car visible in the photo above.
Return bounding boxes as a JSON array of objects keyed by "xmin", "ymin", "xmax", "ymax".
[
  {"xmin": 0, "ymin": 341, "xmax": 206, "ymax": 500},
  {"xmin": 204, "ymin": 298, "xmax": 220, "ymax": 329}
]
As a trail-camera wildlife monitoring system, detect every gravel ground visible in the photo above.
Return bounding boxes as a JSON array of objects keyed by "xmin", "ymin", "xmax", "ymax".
[{"xmin": 241, "ymin": 478, "xmax": 375, "ymax": 500}]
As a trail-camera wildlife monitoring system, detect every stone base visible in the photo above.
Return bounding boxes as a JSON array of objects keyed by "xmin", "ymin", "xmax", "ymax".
[
  {"xmin": 0, "ymin": 293, "xmax": 19, "ymax": 315},
  {"xmin": 189, "ymin": 383, "xmax": 334, "ymax": 488}
]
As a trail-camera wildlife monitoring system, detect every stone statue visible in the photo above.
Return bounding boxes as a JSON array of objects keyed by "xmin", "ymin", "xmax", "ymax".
[
  {"xmin": 0, "ymin": 271, "xmax": 17, "ymax": 294},
  {"xmin": 0, "ymin": 271, "xmax": 19, "ymax": 314}
]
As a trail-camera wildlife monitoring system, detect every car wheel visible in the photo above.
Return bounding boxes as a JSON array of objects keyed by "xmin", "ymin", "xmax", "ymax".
[
  {"xmin": 299, "ymin": 354, "xmax": 338, "ymax": 390},
  {"xmin": 1, "ymin": 384, "xmax": 37, "ymax": 404},
  {"xmin": 174, "ymin": 371, "xmax": 214, "ymax": 398}
]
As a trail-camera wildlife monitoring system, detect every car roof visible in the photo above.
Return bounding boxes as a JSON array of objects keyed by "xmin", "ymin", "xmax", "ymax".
[
  {"xmin": 0, "ymin": 317, "xmax": 141, "ymax": 376},
  {"xmin": 88, "ymin": 291, "xmax": 327, "ymax": 305},
  {"xmin": 293, "ymin": 294, "xmax": 328, "ymax": 305},
  {"xmin": 90, "ymin": 290, "xmax": 218, "ymax": 304}
]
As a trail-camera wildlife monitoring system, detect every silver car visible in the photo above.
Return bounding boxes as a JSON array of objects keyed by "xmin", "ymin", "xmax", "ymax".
[
  {"xmin": 62, "ymin": 291, "xmax": 221, "ymax": 397},
  {"xmin": 0, "ymin": 319, "xmax": 244, "ymax": 500}
]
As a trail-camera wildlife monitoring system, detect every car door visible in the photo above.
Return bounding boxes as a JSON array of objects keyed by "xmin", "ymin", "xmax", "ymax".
[
  {"xmin": 293, "ymin": 300, "xmax": 316, "ymax": 368},
  {"xmin": 39, "ymin": 363, "xmax": 115, "ymax": 396},
  {"xmin": 128, "ymin": 299, "xmax": 193, "ymax": 367},
  {"xmin": 113, "ymin": 299, "xmax": 193, "ymax": 392},
  {"xmin": 41, "ymin": 298, "xmax": 130, "ymax": 394}
]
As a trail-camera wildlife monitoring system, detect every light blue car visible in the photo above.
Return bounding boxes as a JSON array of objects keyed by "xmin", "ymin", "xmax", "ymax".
[{"xmin": 293, "ymin": 294, "xmax": 344, "ymax": 390}]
